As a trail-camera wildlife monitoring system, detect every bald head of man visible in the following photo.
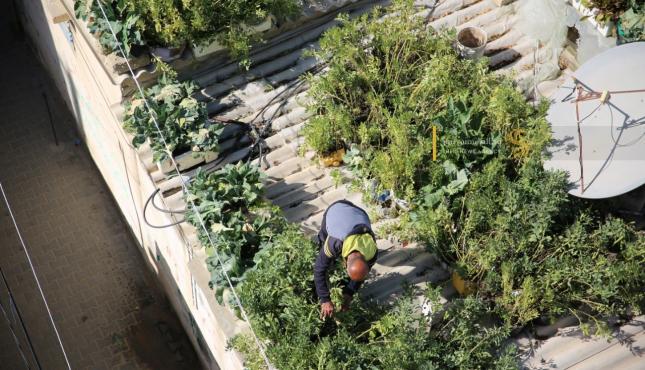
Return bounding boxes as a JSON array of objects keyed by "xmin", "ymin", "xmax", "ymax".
[{"xmin": 346, "ymin": 251, "xmax": 370, "ymax": 281}]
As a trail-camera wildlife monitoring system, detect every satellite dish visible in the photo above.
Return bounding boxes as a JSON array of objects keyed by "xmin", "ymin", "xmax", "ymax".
[{"xmin": 544, "ymin": 42, "xmax": 645, "ymax": 199}]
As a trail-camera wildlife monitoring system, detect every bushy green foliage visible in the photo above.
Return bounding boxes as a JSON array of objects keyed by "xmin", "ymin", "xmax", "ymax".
[
  {"xmin": 307, "ymin": 0, "xmax": 645, "ymax": 332},
  {"xmin": 234, "ymin": 227, "xmax": 518, "ymax": 369},
  {"xmin": 184, "ymin": 163, "xmax": 286, "ymax": 303},
  {"xmin": 416, "ymin": 158, "xmax": 645, "ymax": 326},
  {"xmin": 130, "ymin": 0, "xmax": 301, "ymax": 60},
  {"xmin": 75, "ymin": 0, "xmax": 301, "ymax": 63},
  {"xmin": 123, "ymin": 65, "xmax": 222, "ymax": 161},
  {"xmin": 74, "ymin": 0, "xmax": 144, "ymax": 56},
  {"xmin": 304, "ymin": 1, "xmax": 546, "ymax": 201}
]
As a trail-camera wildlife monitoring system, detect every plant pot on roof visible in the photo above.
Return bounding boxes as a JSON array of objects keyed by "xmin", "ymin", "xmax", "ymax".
[
  {"xmin": 573, "ymin": 0, "xmax": 626, "ymax": 36},
  {"xmin": 74, "ymin": 0, "xmax": 146, "ymax": 58},
  {"xmin": 455, "ymin": 27, "xmax": 488, "ymax": 60},
  {"xmin": 151, "ymin": 43, "xmax": 187, "ymax": 62},
  {"xmin": 123, "ymin": 65, "xmax": 223, "ymax": 173},
  {"xmin": 319, "ymin": 148, "xmax": 346, "ymax": 167},
  {"xmin": 451, "ymin": 270, "xmax": 477, "ymax": 296},
  {"xmin": 155, "ymin": 142, "xmax": 219, "ymax": 174},
  {"xmin": 191, "ymin": 14, "xmax": 276, "ymax": 61}
]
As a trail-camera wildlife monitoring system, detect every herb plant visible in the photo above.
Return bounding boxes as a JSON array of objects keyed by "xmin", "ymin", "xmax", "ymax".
[
  {"xmin": 182, "ymin": 158, "xmax": 520, "ymax": 369},
  {"xmin": 411, "ymin": 157, "xmax": 645, "ymax": 327},
  {"xmin": 123, "ymin": 64, "xmax": 222, "ymax": 162}
]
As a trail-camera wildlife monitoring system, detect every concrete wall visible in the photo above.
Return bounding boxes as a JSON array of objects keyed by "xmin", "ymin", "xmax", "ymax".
[{"xmin": 14, "ymin": 0, "xmax": 246, "ymax": 368}]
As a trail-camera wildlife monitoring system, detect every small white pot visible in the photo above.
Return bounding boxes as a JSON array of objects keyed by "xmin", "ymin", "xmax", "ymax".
[{"xmin": 456, "ymin": 27, "xmax": 488, "ymax": 60}]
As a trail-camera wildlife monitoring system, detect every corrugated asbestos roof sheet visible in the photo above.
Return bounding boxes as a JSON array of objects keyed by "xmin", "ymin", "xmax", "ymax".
[
  {"xmin": 127, "ymin": 0, "xmax": 644, "ymax": 368},
  {"xmin": 519, "ymin": 316, "xmax": 645, "ymax": 370}
]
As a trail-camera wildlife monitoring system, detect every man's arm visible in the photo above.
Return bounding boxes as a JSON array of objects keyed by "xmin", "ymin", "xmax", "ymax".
[{"xmin": 313, "ymin": 239, "xmax": 335, "ymax": 303}]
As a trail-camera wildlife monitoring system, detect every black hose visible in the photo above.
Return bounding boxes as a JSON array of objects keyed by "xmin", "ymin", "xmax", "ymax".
[
  {"xmin": 143, "ymin": 188, "xmax": 187, "ymax": 228},
  {"xmin": 151, "ymin": 188, "xmax": 186, "ymax": 214}
]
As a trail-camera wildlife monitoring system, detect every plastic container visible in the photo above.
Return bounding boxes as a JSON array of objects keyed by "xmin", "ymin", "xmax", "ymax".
[
  {"xmin": 456, "ymin": 27, "xmax": 488, "ymax": 59},
  {"xmin": 319, "ymin": 148, "xmax": 345, "ymax": 167}
]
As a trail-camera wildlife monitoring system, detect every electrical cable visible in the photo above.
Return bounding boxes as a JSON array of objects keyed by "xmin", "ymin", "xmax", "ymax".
[
  {"xmin": 0, "ymin": 267, "xmax": 42, "ymax": 370},
  {"xmin": 94, "ymin": 3, "xmax": 276, "ymax": 368},
  {"xmin": 143, "ymin": 188, "xmax": 186, "ymax": 228},
  {"xmin": 151, "ymin": 190, "xmax": 186, "ymax": 214},
  {"xmin": 0, "ymin": 182, "xmax": 71, "ymax": 370},
  {"xmin": 242, "ymin": 64, "xmax": 324, "ymax": 168}
]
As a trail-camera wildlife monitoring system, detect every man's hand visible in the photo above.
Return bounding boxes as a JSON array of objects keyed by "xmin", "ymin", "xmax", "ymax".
[
  {"xmin": 341, "ymin": 294, "xmax": 353, "ymax": 312},
  {"xmin": 320, "ymin": 301, "xmax": 335, "ymax": 319}
]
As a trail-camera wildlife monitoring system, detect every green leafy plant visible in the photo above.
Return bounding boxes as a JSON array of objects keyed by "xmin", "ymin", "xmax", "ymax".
[
  {"xmin": 435, "ymin": 158, "xmax": 645, "ymax": 326},
  {"xmin": 401, "ymin": 155, "xmax": 645, "ymax": 328},
  {"xmin": 304, "ymin": 1, "xmax": 544, "ymax": 201},
  {"xmin": 123, "ymin": 64, "xmax": 222, "ymax": 162},
  {"xmin": 74, "ymin": 0, "xmax": 301, "ymax": 64},
  {"xmin": 306, "ymin": 0, "xmax": 645, "ymax": 334},
  {"xmin": 74, "ymin": 0, "xmax": 145, "ymax": 56},
  {"xmin": 129, "ymin": 0, "xmax": 301, "ymax": 63},
  {"xmin": 178, "ymin": 154, "xmax": 519, "ymax": 369},
  {"xmin": 234, "ymin": 226, "xmax": 518, "ymax": 369},
  {"xmin": 184, "ymin": 163, "xmax": 286, "ymax": 303}
]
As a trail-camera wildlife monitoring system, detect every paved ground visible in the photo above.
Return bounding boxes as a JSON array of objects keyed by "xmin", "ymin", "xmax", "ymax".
[{"xmin": 0, "ymin": 8, "xmax": 200, "ymax": 370}]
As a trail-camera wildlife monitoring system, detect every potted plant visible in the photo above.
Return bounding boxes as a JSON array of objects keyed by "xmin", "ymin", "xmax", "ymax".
[
  {"xmin": 74, "ymin": 0, "xmax": 146, "ymax": 57},
  {"xmin": 123, "ymin": 63, "xmax": 223, "ymax": 173},
  {"xmin": 192, "ymin": 14, "xmax": 276, "ymax": 62},
  {"xmin": 150, "ymin": 43, "xmax": 187, "ymax": 62},
  {"xmin": 575, "ymin": 0, "xmax": 630, "ymax": 36}
]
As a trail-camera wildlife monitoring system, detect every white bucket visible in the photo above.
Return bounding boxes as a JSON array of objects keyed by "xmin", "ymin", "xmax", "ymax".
[{"xmin": 456, "ymin": 27, "xmax": 488, "ymax": 60}]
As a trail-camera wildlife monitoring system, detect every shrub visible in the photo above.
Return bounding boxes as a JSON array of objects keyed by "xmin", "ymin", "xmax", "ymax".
[
  {"xmin": 304, "ymin": 1, "xmax": 544, "ymax": 200},
  {"xmin": 235, "ymin": 226, "xmax": 519, "ymax": 369},
  {"xmin": 123, "ymin": 64, "xmax": 222, "ymax": 162},
  {"xmin": 306, "ymin": 0, "xmax": 645, "ymax": 332},
  {"xmin": 400, "ymin": 145, "xmax": 645, "ymax": 328},
  {"xmin": 130, "ymin": 0, "xmax": 302, "ymax": 61}
]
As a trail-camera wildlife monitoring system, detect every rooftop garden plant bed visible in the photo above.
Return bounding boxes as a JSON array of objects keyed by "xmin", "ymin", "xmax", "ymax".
[
  {"xmin": 176, "ymin": 1, "xmax": 643, "ymax": 368},
  {"xmin": 123, "ymin": 62, "xmax": 223, "ymax": 165},
  {"xmin": 73, "ymin": 0, "xmax": 302, "ymax": 64},
  {"xmin": 232, "ymin": 226, "xmax": 518, "ymax": 370},
  {"xmin": 182, "ymin": 164, "xmax": 519, "ymax": 369},
  {"xmin": 303, "ymin": 0, "xmax": 644, "ymax": 341},
  {"xmin": 184, "ymin": 163, "xmax": 287, "ymax": 304}
]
